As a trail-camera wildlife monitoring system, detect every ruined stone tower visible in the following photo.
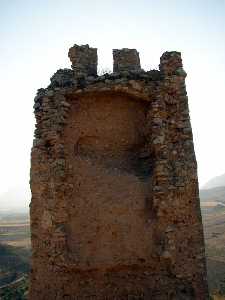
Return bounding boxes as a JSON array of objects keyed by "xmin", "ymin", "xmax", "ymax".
[{"xmin": 30, "ymin": 44, "xmax": 208, "ymax": 300}]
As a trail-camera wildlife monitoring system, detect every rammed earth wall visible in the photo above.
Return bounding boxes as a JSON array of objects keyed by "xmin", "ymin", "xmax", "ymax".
[{"xmin": 29, "ymin": 44, "xmax": 209, "ymax": 300}]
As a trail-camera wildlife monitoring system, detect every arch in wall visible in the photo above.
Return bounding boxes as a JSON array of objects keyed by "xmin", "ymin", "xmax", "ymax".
[{"xmin": 63, "ymin": 90, "xmax": 154, "ymax": 269}]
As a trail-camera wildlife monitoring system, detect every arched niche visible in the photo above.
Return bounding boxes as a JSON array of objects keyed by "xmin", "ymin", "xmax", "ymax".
[{"xmin": 63, "ymin": 91, "xmax": 154, "ymax": 269}]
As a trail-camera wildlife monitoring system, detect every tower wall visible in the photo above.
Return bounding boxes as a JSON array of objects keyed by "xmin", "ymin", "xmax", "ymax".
[{"xmin": 29, "ymin": 44, "xmax": 208, "ymax": 300}]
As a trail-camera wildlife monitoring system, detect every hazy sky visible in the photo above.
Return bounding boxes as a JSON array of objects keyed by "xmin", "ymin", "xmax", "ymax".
[{"xmin": 0, "ymin": 0, "xmax": 225, "ymax": 207}]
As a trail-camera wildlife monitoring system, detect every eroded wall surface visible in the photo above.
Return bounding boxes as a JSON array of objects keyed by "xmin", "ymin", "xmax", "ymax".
[{"xmin": 29, "ymin": 45, "xmax": 208, "ymax": 300}]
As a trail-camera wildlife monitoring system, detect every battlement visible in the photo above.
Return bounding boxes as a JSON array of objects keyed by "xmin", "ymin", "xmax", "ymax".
[
  {"xmin": 68, "ymin": 44, "xmax": 98, "ymax": 78},
  {"xmin": 68, "ymin": 44, "xmax": 185, "ymax": 78},
  {"xmin": 51, "ymin": 44, "xmax": 188, "ymax": 91},
  {"xmin": 113, "ymin": 48, "xmax": 141, "ymax": 72},
  {"xmin": 68, "ymin": 45, "xmax": 142, "ymax": 77}
]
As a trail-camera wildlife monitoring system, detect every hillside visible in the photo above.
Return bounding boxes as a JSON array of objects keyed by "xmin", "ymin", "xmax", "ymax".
[
  {"xmin": 200, "ymin": 182, "xmax": 225, "ymax": 298},
  {"xmin": 0, "ymin": 244, "xmax": 30, "ymax": 286},
  {"xmin": 0, "ymin": 211, "xmax": 30, "ymax": 299}
]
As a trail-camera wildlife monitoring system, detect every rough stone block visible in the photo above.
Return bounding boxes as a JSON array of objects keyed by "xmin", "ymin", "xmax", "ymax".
[
  {"xmin": 113, "ymin": 48, "xmax": 141, "ymax": 72},
  {"xmin": 68, "ymin": 44, "xmax": 98, "ymax": 78}
]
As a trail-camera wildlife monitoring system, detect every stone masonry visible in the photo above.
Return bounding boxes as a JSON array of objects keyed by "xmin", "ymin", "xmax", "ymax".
[
  {"xmin": 29, "ymin": 44, "xmax": 209, "ymax": 300},
  {"xmin": 113, "ymin": 49, "xmax": 141, "ymax": 72},
  {"xmin": 68, "ymin": 44, "xmax": 97, "ymax": 79}
]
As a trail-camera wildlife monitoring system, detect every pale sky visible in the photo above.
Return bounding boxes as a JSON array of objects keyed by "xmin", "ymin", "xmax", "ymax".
[{"xmin": 0, "ymin": 0, "xmax": 225, "ymax": 208}]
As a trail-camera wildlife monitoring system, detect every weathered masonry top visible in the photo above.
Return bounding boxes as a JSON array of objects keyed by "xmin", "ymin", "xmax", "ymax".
[
  {"xmin": 67, "ymin": 44, "xmax": 185, "ymax": 77},
  {"xmin": 45, "ymin": 44, "xmax": 187, "ymax": 94}
]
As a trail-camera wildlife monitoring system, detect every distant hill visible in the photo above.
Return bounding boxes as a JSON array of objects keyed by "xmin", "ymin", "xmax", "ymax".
[
  {"xmin": 200, "ymin": 186, "xmax": 225, "ymax": 204},
  {"xmin": 202, "ymin": 173, "xmax": 225, "ymax": 189}
]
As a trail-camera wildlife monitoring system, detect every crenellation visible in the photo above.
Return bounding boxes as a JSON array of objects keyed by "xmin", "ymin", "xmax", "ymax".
[
  {"xmin": 68, "ymin": 44, "xmax": 98, "ymax": 78},
  {"xmin": 113, "ymin": 48, "xmax": 141, "ymax": 72},
  {"xmin": 159, "ymin": 51, "xmax": 185, "ymax": 77},
  {"xmin": 30, "ymin": 43, "xmax": 208, "ymax": 300}
]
